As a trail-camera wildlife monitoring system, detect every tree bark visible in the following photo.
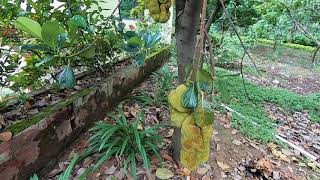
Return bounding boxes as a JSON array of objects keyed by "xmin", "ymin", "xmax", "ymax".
[
  {"xmin": 174, "ymin": 0, "xmax": 201, "ymax": 164},
  {"xmin": 176, "ymin": 0, "xmax": 201, "ymax": 84},
  {"xmin": 312, "ymin": 46, "xmax": 320, "ymax": 65}
]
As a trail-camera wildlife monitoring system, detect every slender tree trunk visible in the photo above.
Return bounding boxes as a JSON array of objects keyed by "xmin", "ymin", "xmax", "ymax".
[
  {"xmin": 312, "ymin": 46, "xmax": 320, "ymax": 65},
  {"xmin": 176, "ymin": 0, "xmax": 201, "ymax": 83},
  {"xmin": 173, "ymin": 0, "xmax": 201, "ymax": 163}
]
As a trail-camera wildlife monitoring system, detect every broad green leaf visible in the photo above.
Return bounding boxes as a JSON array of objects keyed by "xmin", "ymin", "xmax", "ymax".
[
  {"xmin": 58, "ymin": 66, "xmax": 76, "ymax": 89},
  {"xmin": 143, "ymin": 32, "xmax": 161, "ymax": 48},
  {"xmin": 135, "ymin": 52, "xmax": 146, "ymax": 66},
  {"xmin": 69, "ymin": 15, "xmax": 87, "ymax": 28},
  {"xmin": 79, "ymin": 45, "xmax": 96, "ymax": 58},
  {"xmin": 193, "ymin": 105, "xmax": 214, "ymax": 127},
  {"xmin": 182, "ymin": 82, "xmax": 198, "ymax": 109},
  {"xmin": 15, "ymin": 17, "xmax": 42, "ymax": 40},
  {"xmin": 197, "ymin": 69, "xmax": 213, "ymax": 83},
  {"xmin": 36, "ymin": 55, "xmax": 55, "ymax": 67},
  {"xmin": 42, "ymin": 20, "xmax": 62, "ymax": 49},
  {"xmin": 67, "ymin": 21, "xmax": 78, "ymax": 41},
  {"xmin": 127, "ymin": 36, "xmax": 143, "ymax": 47},
  {"xmin": 155, "ymin": 168, "xmax": 174, "ymax": 180}
]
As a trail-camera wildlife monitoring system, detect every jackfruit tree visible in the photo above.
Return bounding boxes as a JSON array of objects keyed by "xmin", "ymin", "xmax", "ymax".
[{"xmin": 144, "ymin": 0, "xmax": 226, "ymax": 170}]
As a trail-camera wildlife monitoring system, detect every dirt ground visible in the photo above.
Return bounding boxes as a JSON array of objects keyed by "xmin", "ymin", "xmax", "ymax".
[
  {"xmin": 46, "ymin": 60, "xmax": 320, "ymax": 179},
  {"xmin": 245, "ymin": 45, "xmax": 320, "ymax": 95}
]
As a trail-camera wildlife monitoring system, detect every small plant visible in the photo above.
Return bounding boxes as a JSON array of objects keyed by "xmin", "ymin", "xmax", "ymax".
[
  {"xmin": 133, "ymin": 65, "xmax": 174, "ymax": 106},
  {"xmin": 155, "ymin": 64, "xmax": 175, "ymax": 92},
  {"xmin": 81, "ymin": 107, "xmax": 163, "ymax": 180},
  {"xmin": 29, "ymin": 174, "xmax": 39, "ymax": 180},
  {"xmin": 121, "ymin": 31, "xmax": 161, "ymax": 66}
]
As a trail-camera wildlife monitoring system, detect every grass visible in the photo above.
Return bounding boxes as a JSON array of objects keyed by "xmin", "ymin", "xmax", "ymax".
[
  {"xmin": 215, "ymin": 68, "xmax": 320, "ymax": 142},
  {"xmin": 257, "ymin": 38, "xmax": 316, "ymax": 53}
]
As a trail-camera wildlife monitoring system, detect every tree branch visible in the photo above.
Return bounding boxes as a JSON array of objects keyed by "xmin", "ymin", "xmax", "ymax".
[{"xmin": 205, "ymin": 0, "xmax": 222, "ymax": 32}]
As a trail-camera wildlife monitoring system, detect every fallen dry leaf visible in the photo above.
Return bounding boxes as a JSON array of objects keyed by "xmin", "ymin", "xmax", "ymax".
[
  {"xmin": 196, "ymin": 167, "xmax": 209, "ymax": 175},
  {"xmin": 268, "ymin": 143, "xmax": 290, "ymax": 162},
  {"xmin": 24, "ymin": 101, "xmax": 32, "ymax": 111},
  {"xmin": 0, "ymin": 114, "xmax": 5, "ymax": 126},
  {"xmin": 156, "ymin": 168, "xmax": 174, "ymax": 179},
  {"xmin": 77, "ymin": 140, "xmax": 89, "ymax": 149},
  {"xmin": 180, "ymin": 167, "xmax": 191, "ymax": 176},
  {"xmin": 202, "ymin": 175, "xmax": 211, "ymax": 180},
  {"xmin": 217, "ymin": 161, "xmax": 230, "ymax": 170},
  {"xmin": 104, "ymin": 165, "xmax": 117, "ymax": 175},
  {"xmin": 162, "ymin": 154, "xmax": 174, "ymax": 162},
  {"xmin": 0, "ymin": 131, "xmax": 12, "ymax": 142},
  {"xmin": 165, "ymin": 129, "xmax": 174, "ymax": 138},
  {"xmin": 257, "ymin": 158, "xmax": 273, "ymax": 175}
]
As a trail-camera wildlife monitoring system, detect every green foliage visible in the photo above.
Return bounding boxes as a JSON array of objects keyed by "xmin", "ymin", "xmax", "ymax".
[
  {"xmin": 257, "ymin": 38, "xmax": 316, "ymax": 52},
  {"xmin": 130, "ymin": 0, "xmax": 145, "ymax": 19},
  {"xmin": 245, "ymin": 0, "xmax": 320, "ymax": 47},
  {"xmin": 133, "ymin": 65, "xmax": 174, "ymax": 106},
  {"xmin": 0, "ymin": 93, "xmax": 32, "ymax": 110},
  {"xmin": 122, "ymin": 31, "xmax": 161, "ymax": 66},
  {"xmin": 215, "ymin": 68, "xmax": 320, "ymax": 142},
  {"xmin": 29, "ymin": 174, "xmax": 39, "ymax": 180},
  {"xmin": 182, "ymin": 82, "xmax": 198, "ymax": 109},
  {"xmin": 83, "ymin": 107, "xmax": 163, "ymax": 180},
  {"xmin": 120, "ymin": 0, "xmax": 135, "ymax": 19},
  {"xmin": 15, "ymin": 17, "xmax": 43, "ymax": 40},
  {"xmin": 58, "ymin": 66, "xmax": 76, "ymax": 89},
  {"xmin": 0, "ymin": 0, "xmax": 126, "ymax": 92},
  {"xmin": 57, "ymin": 155, "xmax": 80, "ymax": 180}
]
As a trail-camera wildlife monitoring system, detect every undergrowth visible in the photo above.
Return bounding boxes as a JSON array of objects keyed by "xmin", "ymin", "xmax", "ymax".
[
  {"xmin": 54, "ymin": 106, "xmax": 164, "ymax": 180},
  {"xmin": 132, "ymin": 64, "xmax": 175, "ymax": 106},
  {"xmin": 215, "ymin": 68, "xmax": 320, "ymax": 142}
]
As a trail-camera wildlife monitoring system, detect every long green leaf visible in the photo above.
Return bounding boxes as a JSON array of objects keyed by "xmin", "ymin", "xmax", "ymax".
[
  {"xmin": 130, "ymin": 152, "xmax": 137, "ymax": 180},
  {"xmin": 92, "ymin": 146, "xmax": 118, "ymax": 171}
]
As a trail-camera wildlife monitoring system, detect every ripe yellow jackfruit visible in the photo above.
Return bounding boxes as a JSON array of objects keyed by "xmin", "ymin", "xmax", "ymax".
[
  {"xmin": 181, "ymin": 149, "xmax": 198, "ymax": 170},
  {"xmin": 168, "ymin": 84, "xmax": 214, "ymax": 170},
  {"xmin": 168, "ymin": 84, "xmax": 191, "ymax": 113},
  {"xmin": 169, "ymin": 105, "xmax": 190, "ymax": 128}
]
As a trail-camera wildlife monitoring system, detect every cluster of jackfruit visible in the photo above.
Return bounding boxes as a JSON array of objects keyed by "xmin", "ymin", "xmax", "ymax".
[
  {"xmin": 145, "ymin": 0, "xmax": 172, "ymax": 23},
  {"xmin": 168, "ymin": 84, "xmax": 214, "ymax": 170}
]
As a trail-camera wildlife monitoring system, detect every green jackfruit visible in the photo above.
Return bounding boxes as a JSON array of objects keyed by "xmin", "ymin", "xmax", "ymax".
[{"xmin": 145, "ymin": 0, "xmax": 172, "ymax": 23}]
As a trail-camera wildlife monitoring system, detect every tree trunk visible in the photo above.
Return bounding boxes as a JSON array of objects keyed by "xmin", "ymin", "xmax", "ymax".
[
  {"xmin": 176, "ymin": 0, "xmax": 201, "ymax": 83},
  {"xmin": 174, "ymin": 0, "xmax": 201, "ymax": 163},
  {"xmin": 312, "ymin": 46, "xmax": 320, "ymax": 65}
]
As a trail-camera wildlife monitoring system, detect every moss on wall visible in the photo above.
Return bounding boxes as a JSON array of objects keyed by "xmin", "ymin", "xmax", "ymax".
[{"xmin": 6, "ymin": 88, "xmax": 95, "ymax": 136}]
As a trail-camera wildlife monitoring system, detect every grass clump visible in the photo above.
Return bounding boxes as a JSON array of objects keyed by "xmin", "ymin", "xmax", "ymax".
[
  {"xmin": 215, "ymin": 68, "xmax": 320, "ymax": 142},
  {"xmin": 69, "ymin": 106, "xmax": 164, "ymax": 180}
]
